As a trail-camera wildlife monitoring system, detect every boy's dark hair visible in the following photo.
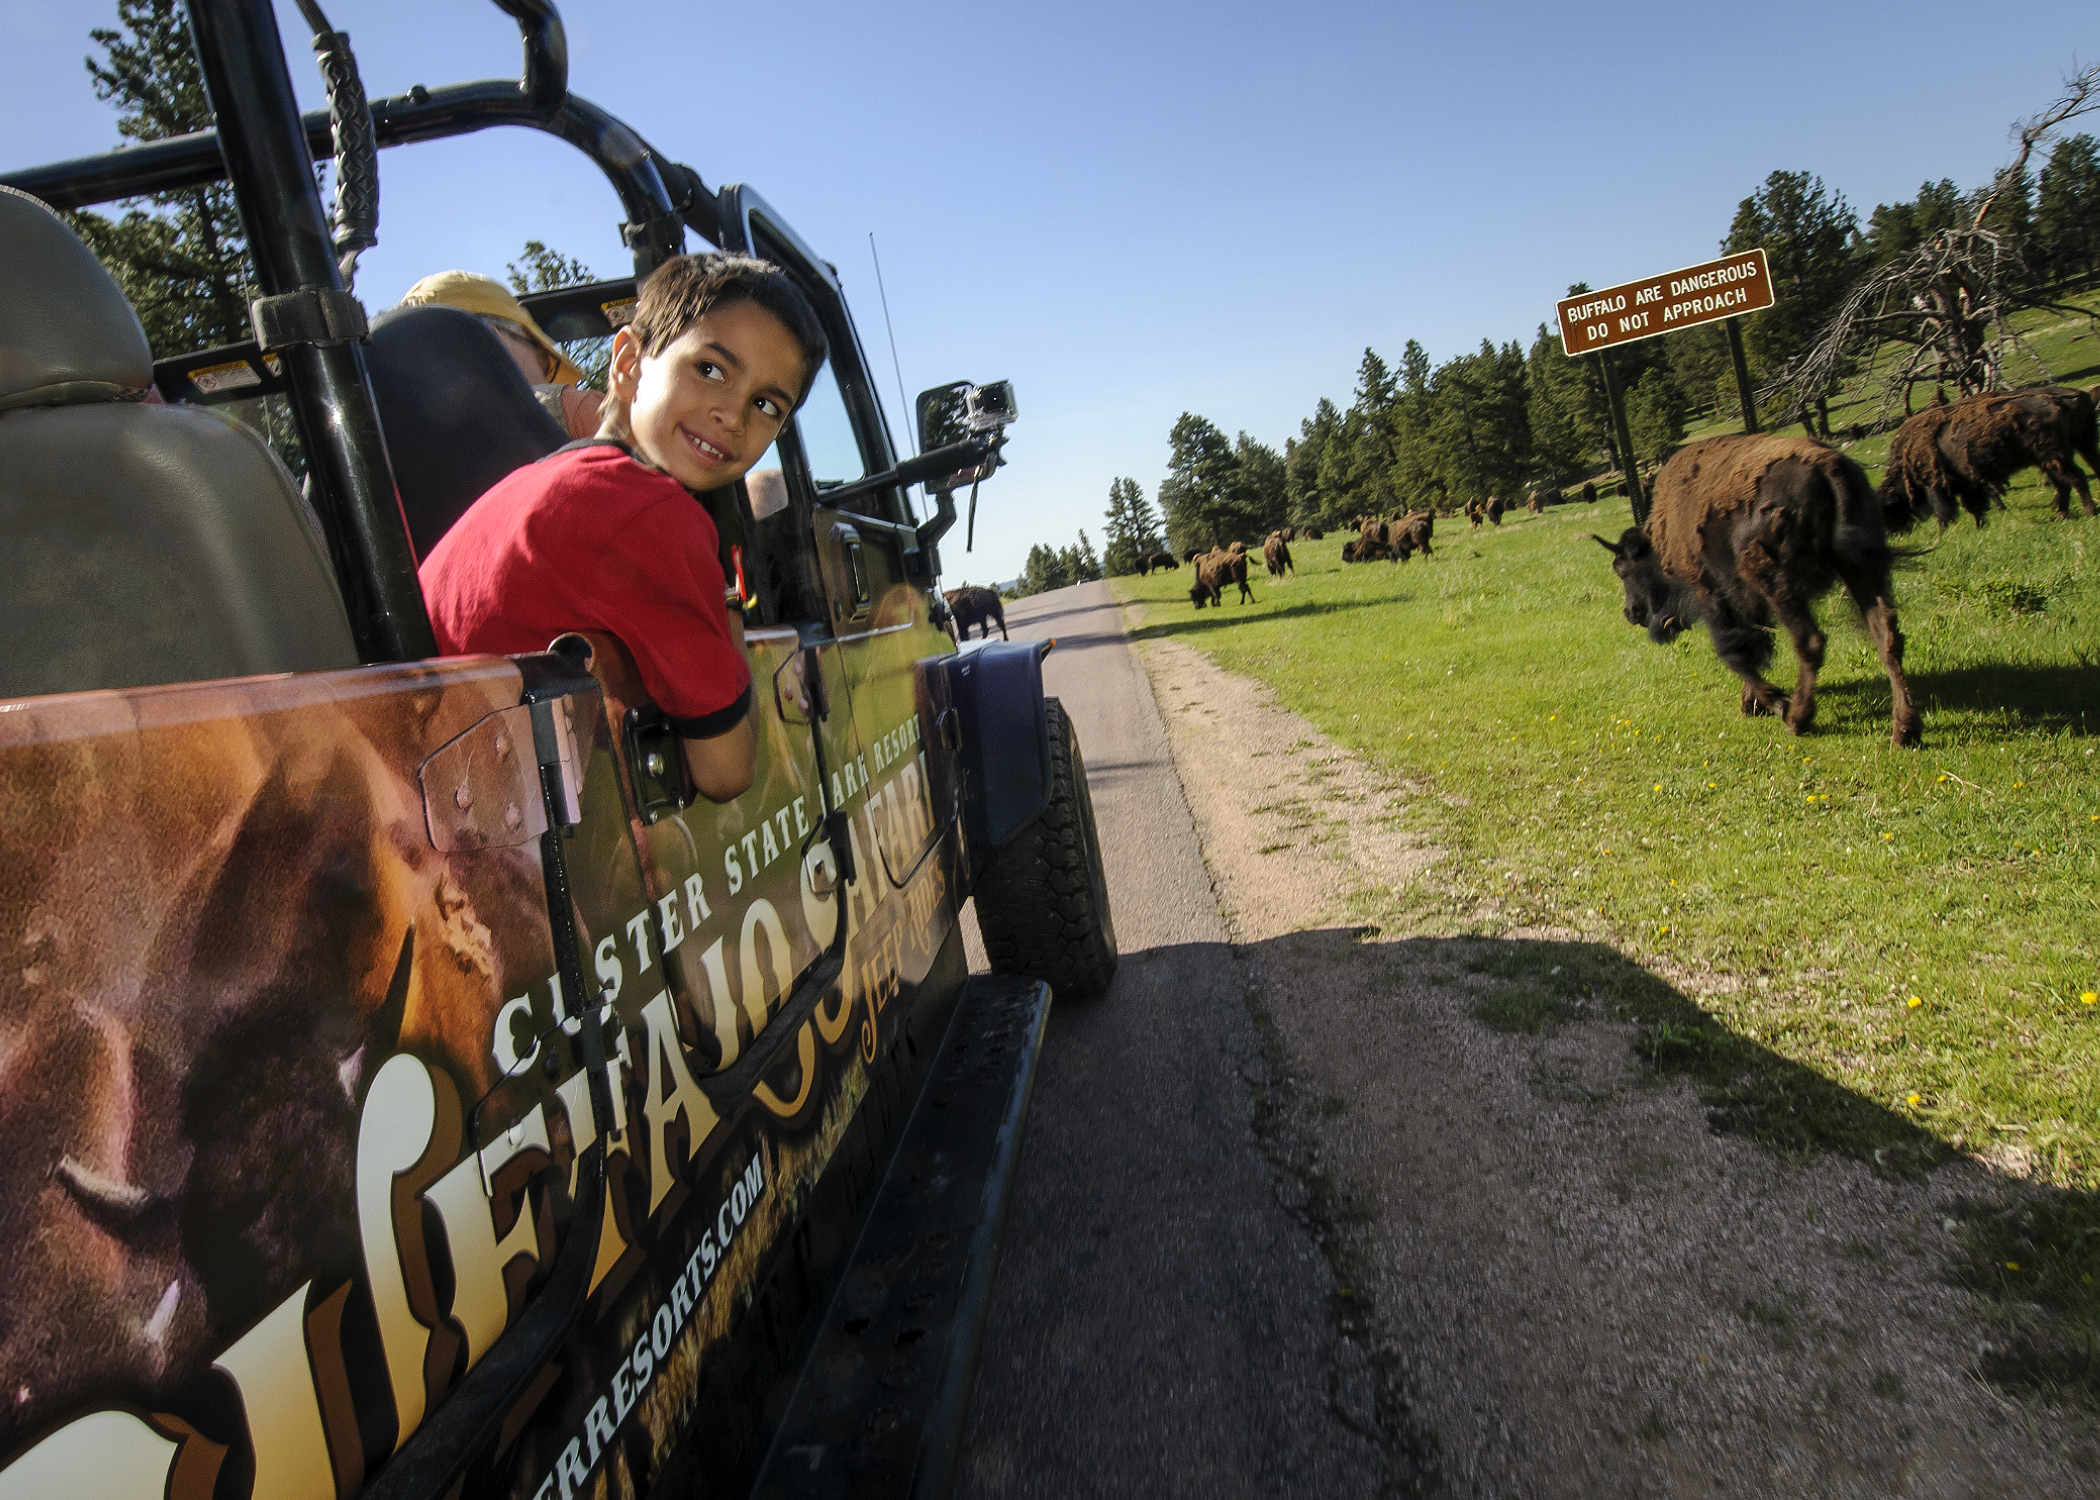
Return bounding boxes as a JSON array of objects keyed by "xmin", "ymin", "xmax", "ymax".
[{"xmin": 630, "ymin": 253, "xmax": 828, "ymax": 406}]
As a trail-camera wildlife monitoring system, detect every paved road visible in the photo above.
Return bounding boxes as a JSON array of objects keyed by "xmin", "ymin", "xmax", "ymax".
[{"xmin": 955, "ymin": 582, "xmax": 1384, "ymax": 1497}]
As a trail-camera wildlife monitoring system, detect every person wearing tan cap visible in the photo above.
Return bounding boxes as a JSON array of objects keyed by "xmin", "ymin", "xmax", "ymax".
[{"xmin": 397, "ymin": 270, "xmax": 605, "ymax": 439}]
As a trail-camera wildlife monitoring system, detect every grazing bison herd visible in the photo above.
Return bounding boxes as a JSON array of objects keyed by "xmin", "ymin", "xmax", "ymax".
[{"xmin": 1109, "ymin": 381, "xmax": 2092, "ymax": 748}]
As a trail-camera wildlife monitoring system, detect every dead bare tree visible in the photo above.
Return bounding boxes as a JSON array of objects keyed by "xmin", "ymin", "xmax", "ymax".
[{"xmin": 1762, "ymin": 63, "xmax": 2100, "ymax": 427}]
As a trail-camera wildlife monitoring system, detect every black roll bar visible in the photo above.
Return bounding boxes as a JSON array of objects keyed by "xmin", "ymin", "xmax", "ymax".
[
  {"xmin": 0, "ymin": 0, "xmax": 749, "ymax": 666},
  {"xmin": 184, "ymin": 0, "xmax": 435, "ymax": 663},
  {"xmin": 1, "ymin": 11, "xmax": 718, "ymax": 268}
]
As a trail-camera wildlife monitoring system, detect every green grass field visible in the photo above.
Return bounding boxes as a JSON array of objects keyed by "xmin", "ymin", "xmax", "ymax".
[
  {"xmin": 1118, "ymin": 481, "xmax": 2097, "ymax": 1185},
  {"xmin": 1112, "ymin": 310, "xmax": 2100, "ymax": 1397}
]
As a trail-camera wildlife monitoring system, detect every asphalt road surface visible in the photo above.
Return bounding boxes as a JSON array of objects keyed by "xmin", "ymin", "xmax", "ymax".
[{"xmin": 954, "ymin": 581, "xmax": 1386, "ymax": 1497}]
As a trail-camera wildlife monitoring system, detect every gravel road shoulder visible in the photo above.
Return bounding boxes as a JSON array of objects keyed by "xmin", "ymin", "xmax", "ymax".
[{"xmin": 1131, "ymin": 608, "xmax": 2099, "ymax": 1498}]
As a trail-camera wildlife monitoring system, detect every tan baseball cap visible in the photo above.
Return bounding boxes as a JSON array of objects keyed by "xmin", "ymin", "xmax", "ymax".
[{"xmin": 398, "ymin": 270, "xmax": 586, "ymax": 386}]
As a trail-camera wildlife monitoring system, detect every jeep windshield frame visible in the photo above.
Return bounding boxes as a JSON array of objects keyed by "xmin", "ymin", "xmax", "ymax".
[{"xmin": 0, "ymin": 0, "xmax": 916, "ymax": 657}]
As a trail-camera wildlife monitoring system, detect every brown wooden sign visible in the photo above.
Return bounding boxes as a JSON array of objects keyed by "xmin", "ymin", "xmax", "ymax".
[{"xmin": 1557, "ymin": 248, "xmax": 1773, "ymax": 356}]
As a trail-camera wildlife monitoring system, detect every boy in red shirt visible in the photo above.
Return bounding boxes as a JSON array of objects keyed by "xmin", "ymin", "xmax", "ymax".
[{"xmin": 421, "ymin": 253, "xmax": 827, "ymax": 800}]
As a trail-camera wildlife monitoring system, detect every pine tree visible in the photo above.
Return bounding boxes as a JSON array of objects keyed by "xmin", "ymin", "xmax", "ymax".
[
  {"xmin": 1074, "ymin": 530, "xmax": 1103, "ymax": 582},
  {"xmin": 1725, "ymin": 170, "xmax": 1861, "ymax": 377},
  {"xmin": 1128, "ymin": 484, "xmax": 1163, "ymax": 556},
  {"xmin": 1285, "ymin": 399, "xmax": 1340, "ymax": 527},
  {"xmin": 1725, "ymin": 169, "xmax": 1862, "ymax": 431},
  {"xmin": 1102, "ymin": 478, "xmax": 1137, "ymax": 575},
  {"xmin": 505, "ymin": 239, "xmax": 611, "ymax": 388},
  {"xmin": 1525, "ymin": 323, "xmax": 1596, "ymax": 481},
  {"xmin": 2038, "ymin": 135, "xmax": 2100, "ymax": 282},
  {"xmin": 1232, "ymin": 432, "xmax": 1287, "ymax": 534},
  {"xmin": 69, "ymin": 0, "xmax": 254, "ymax": 358},
  {"xmin": 1102, "ymin": 476, "xmax": 1157, "ymax": 574},
  {"xmin": 1625, "ymin": 367, "xmax": 1685, "ymax": 466},
  {"xmin": 1158, "ymin": 413, "xmax": 1245, "ymax": 552}
]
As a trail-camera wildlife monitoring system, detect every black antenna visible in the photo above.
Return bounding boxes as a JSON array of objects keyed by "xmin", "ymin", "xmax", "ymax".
[{"xmin": 868, "ymin": 232, "xmax": 915, "ymax": 453}]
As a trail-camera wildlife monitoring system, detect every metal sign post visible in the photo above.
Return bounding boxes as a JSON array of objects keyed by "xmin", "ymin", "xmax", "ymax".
[
  {"xmin": 1725, "ymin": 317, "xmax": 1760, "ymax": 433},
  {"xmin": 1596, "ymin": 351, "xmax": 1647, "ymax": 526}
]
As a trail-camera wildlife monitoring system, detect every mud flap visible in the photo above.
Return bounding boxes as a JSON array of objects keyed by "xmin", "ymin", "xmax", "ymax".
[{"xmin": 748, "ymin": 974, "xmax": 1051, "ymax": 1499}]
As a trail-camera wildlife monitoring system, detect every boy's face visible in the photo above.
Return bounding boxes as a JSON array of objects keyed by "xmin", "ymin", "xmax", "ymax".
[{"xmin": 608, "ymin": 301, "xmax": 805, "ymax": 491}]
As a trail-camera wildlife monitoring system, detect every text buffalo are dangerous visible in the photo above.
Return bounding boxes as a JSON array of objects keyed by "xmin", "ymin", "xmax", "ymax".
[{"xmin": 1557, "ymin": 248, "xmax": 1773, "ymax": 357}]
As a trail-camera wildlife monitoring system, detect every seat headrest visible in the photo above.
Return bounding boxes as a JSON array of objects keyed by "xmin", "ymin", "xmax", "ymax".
[
  {"xmin": 0, "ymin": 184, "xmax": 154, "ymax": 414},
  {"xmin": 365, "ymin": 303, "xmax": 566, "ymax": 559}
]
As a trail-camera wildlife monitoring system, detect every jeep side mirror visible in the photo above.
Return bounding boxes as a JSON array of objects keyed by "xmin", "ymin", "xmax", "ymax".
[{"xmin": 914, "ymin": 379, "xmax": 1017, "ymax": 490}]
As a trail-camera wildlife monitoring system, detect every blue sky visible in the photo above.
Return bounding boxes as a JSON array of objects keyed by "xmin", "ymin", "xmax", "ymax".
[{"xmin": 2, "ymin": 1, "xmax": 2093, "ymax": 582}]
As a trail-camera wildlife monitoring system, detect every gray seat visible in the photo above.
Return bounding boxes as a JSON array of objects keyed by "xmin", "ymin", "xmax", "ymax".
[{"xmin": 0, "ymin": 184, "xmax": 357, "ymax": 700}]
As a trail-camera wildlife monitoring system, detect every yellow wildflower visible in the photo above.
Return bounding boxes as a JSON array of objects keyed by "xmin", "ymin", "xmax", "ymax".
[
  {"xmin": 1908, "ymin": 996, "xmax": 1922, "ymax": 1009},
  {"xmin": 2083, "ymin": 993, "xmax": 2097, "ymax": 1006}
]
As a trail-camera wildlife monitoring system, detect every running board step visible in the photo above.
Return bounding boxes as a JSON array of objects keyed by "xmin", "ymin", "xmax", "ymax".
[{"xmin": 749, "ymin": 973, "xmax": 1051, "ymax": 1500}]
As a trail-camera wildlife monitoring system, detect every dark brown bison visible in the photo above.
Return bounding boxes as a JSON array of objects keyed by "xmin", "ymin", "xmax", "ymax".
[
  {"xmin": 1352, "ymin": 516, "xmax": 1391, "ymax": 561},
  {"xmin": 1485, "ymin": 495, "xmax": 1506, "ymax": 526},
  {"xmin": 1579, "ymin": 481, "xmax": 1598, "ymax": 504},
  {"xmin": 1262, "ymin": 531, "xmax": 1295, "ymax": 578},
  {"xmin": 1147, "ymin": 551, "xmax": 1178, "ymax": 572},
  {"xmin": 945, "ymin": 584, "xmax": 1008, "ymax": 640},
  {"xmin": 1882, "ymin": 385, "xmax": 2100, "ymax": 529},
  {"xmin": 1303, "ymin": 525, "xmax": 1325, "ymax": 540},
  {"xmin": 1182, "ymin": 547, "xmax": 1205, "ymax": 563},
  {"xmin": 1390, "ymin": 512, "xmax": 1434, "ymax": 562},
  {"xmin": 1189, "ymin": 546, "xmax": 1253, "ymax": 608},
  {"xmin": 1594, "ymin": 434, "xmax": 1919, "ymax": 748}
]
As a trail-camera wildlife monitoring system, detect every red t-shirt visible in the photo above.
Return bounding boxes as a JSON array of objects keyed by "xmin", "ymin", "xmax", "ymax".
[{"xmin": 420, "ymin": 443, "xmax": 753, "ymax": 737}]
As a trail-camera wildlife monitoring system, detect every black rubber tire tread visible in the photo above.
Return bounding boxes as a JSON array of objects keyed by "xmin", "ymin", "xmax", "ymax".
[{"xmin": 972, "ymin": 697, "xmax": 1119, "ymax": 1000}]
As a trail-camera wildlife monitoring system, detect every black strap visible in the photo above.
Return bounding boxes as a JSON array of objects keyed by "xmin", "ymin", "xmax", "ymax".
[
  {"xmin": 249, "ymin": 286, "xmax": 368, "ymax": 350},
  {"xmin": 670, "ymin": 681, "xmax": 753, "ymax": 741}
]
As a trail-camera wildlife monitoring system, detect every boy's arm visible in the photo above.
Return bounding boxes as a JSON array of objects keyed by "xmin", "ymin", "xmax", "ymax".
[{"xmin": 680, "ymin": 703, "xmax": 757, "ymax": 802}]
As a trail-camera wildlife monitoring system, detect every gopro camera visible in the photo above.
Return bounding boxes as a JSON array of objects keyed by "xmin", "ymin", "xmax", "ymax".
[{"xmin": 964, "ymin": 380, "xmax": 1018, "ymax": 433}]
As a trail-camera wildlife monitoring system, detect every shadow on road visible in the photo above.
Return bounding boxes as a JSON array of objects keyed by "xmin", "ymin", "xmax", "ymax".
[
  {"xmin": 1001, "ymin": 599, "xmax": 1112, "ymax": 629},
  {"xmin": 1126, "ymin": 595, "xmax": 1403, "ymax": 642}
]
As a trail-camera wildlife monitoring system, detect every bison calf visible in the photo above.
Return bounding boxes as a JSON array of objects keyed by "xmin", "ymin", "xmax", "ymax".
[{"xmin": 1595, "ymin": 434, "xmax": 1921, "ymax": 748}]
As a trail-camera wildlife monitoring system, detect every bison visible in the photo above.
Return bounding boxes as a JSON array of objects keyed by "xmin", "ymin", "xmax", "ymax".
[
  {"xmin": 1351, "ymin": 516, "xmax": 1391, "ymax": 561},
  {"xmin": 1389, "ymin": 512, "xmax": 1434, "ymax": 562},
  {"xmin": 1303, "ymin": 525, "xmax": 1325, "ymax": 540},
  {"xmin": 1147, "ymin": 550, "xmax": 1179, "ymax": 571},
  {"xmin": 1595, "ymin": 434, "xmax": 1919, "ymax": 748},
  {"xmin": 1485, "ymin": 495, "xmax": 1506, "ymax": 526},
  {"xmin": 1189, "ymin": 546, "xmax": 1254, "ymax": 608},
  {"xmin": 1527, "ymin": 485, "xmax": 1561, "ymax": 514},
  {"xmin": 1263, "ymin": 531, "xmax": 1295, "ymax": 578},
  {"xmin": 1882, "ymin": 385, "xmax": 2100, "ymax": 528},
  {"xmin": 1464, "ymin": 499, "xmax": 1485, "ymax": 530},
  {"xmin": 944, "ymin": 584, "xmax": 1008, "ymax": 640},
  {"xmin": 1579, "ymin": 481, "xmax": 1598, "ymax": 505}
]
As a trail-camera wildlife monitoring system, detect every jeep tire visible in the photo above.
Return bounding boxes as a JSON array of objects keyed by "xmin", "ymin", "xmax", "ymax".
[{"xmin": 972, "ymin": 697, "xmax": 1118, "ymax": 999}]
